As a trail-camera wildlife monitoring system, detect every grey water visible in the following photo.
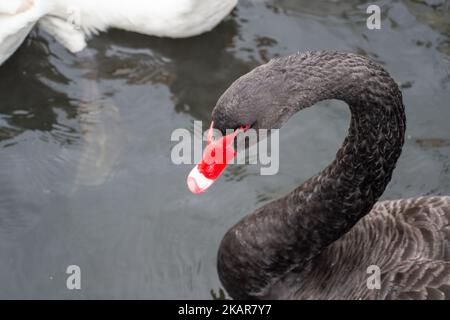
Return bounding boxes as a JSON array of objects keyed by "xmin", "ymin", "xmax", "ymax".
[{"xmin": 0, "ymin": 0, "xmax": 449, "ymax": 299}]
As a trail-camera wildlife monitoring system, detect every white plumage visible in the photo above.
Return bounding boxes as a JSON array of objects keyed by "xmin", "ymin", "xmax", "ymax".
[{"xmin": 0, "ymin": 0, "xmax": 238, "ymax": 65}]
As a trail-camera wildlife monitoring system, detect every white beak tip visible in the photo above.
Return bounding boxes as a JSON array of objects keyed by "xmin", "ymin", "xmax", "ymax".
[{"xmin": 187, "ymin": 166, "xmax": 214, "ymax": 194}]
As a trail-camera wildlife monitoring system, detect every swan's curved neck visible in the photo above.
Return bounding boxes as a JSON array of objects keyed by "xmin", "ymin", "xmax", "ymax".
[{"xmin": 217, "ymin": 52, "xmax": 406, "ymax": 299}]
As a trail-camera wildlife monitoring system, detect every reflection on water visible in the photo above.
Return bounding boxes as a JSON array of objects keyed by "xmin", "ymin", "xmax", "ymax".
[
  {"xmin": 416, "ymin": 138, "xmax": 450, "ymax": 148},
  {"xmin": 0, "ymin": 0, "xmax": 449, "ymax": 298},
  {"xmin": 75, "ymin": 17, "xmax": 252, "ymax": 121},
  {"xmin": 71, "ymin": 53, "xmax": 126, "ymax": 189},
  {"xmin": 405, "ymin": 0, "xmax": 450, "ymax": 54}
]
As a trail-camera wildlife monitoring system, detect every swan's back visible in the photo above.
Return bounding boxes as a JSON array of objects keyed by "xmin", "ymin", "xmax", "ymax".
[
  {"xmin": 1, "ymin": 0, "xmax": 238, "ymax": 63},
  {"xmin": 268, "ymin": 196, "xmax": 450, "ymax": 299},
  {"xmin": 47, "ymin": 0, "xmax": 238, "ymax": 39}
]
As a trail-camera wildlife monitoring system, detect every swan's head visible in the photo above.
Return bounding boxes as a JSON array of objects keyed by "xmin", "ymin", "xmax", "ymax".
[
  {"xmin": 187, "ymin": 58, "xmax": 297, "ymax": 194},
  {"xmin": 211, "ymin": 60, "xmax": 297, "ymax": 134}
]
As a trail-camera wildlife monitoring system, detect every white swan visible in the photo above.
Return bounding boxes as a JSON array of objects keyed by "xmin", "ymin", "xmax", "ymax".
[
  {"xmin": 0, "ymin": 0, "xmax": 238, "ymax": 65},
  {"xmin": 0, "ymin": 0, "xmax": 51, "ymax": 64}
]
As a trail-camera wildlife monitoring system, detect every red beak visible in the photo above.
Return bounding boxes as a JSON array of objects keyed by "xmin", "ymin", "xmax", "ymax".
[{"xmin": 187, "ymin": 122, "xmax": 245, "ymax": 194}]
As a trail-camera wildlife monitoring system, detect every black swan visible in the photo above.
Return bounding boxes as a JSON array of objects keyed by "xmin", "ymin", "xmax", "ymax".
[{"xmin": 188, "ymin": 51, "xmax": 450, "ymax": 299}]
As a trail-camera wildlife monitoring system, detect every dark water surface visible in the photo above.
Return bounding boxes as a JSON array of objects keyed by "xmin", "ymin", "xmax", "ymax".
[{"xmin": 0, "ymin": 0, "xmax": 449, "ymax": 298}]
